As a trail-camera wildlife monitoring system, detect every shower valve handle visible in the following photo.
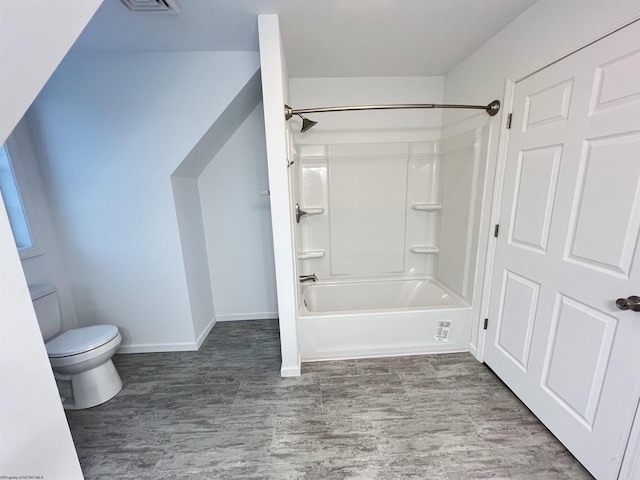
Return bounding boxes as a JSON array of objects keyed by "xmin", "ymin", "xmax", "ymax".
[{"xmin": 295, "ymin": 203, "xmax": 308, "ymax": 223}]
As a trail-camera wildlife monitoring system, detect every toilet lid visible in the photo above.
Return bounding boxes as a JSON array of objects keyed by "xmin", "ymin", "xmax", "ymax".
[{"xmin": 46, "ymin": 325, "xmax": 120, "ymax": 358}]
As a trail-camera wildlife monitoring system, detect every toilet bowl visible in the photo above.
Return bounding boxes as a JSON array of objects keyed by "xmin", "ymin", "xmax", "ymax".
[
  {"xmin": 30, "ymin": 285, "xmax": 123, "ymax": 410},
  {"xmin": 46, "ymin": 325, "xmax": 123, "ymax": 410}
]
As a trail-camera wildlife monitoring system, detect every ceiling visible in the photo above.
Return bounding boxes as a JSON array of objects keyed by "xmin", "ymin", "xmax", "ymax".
[{"xmin": 70, "ymin": 0, "xmax": 538, "ymax": 78}]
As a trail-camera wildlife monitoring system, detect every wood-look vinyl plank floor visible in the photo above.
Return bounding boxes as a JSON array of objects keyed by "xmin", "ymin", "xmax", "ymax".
[{"xmin": 66, "ymin": 319, "xmax": 593, "ymax": 480}]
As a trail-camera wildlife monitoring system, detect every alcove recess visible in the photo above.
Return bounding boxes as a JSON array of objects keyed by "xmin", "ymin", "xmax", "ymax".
[{"xmin": 295, "ymin": 141, "xmax": 442, "ymax": 279}]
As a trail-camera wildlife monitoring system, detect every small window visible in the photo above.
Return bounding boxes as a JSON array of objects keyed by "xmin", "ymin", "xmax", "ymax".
[{"xmin": 0, "ymin": 143, "xmax": 33, "ymax": 250}]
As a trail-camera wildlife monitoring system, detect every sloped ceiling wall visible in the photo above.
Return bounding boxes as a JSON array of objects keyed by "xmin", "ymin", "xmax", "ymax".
[
  {"xmin": 27, "ymin": 51, "xmax": 261, "ymax": 351},
  {"xmin": 0, "ymin": 1, "xmax": 102, "ymax": 477},
  {"xmin": 0, "ymin": 0, "xmax": 102, "ymax": 144}
]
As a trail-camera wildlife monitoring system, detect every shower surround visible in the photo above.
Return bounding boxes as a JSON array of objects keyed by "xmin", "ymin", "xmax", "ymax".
[
  {"xmin": 293, "ymin": 132, "xmax": 487, "ymax": 361},
  {"xmin": 280, "ymin": 76, "xmax": 491, "ymax": 362},
  {"xmin": 296, "ymin": 141, "xmax": 442, "ymax": 279}
]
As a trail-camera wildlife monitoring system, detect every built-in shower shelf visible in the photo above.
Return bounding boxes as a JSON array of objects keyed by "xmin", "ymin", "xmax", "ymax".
[
  {"xmin": 301, "ymin": 207, "xmax": 325, "ymax": 216},
  {"xmin": 297, "ymin": 250, "xmax": 326, "ymax": 260},
  {"xmin": 411, "ymin": 203, "xmax": 442, "ymax": 211},
  {"xmin": 409, "ymin": 246, "xmax": 439, "ymax": 254}
]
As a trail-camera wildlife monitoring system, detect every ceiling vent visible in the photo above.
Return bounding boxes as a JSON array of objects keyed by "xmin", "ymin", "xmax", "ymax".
[{"xmin": 119, "ymin": 0, "xmax": 180, "ymax": 13}]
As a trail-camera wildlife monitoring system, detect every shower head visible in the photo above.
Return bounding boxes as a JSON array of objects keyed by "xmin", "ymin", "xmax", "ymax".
[
  {"xmin": 284, "ymin": 106, "xmax": 318, "ymax": 133},
  {"xmin": 299, "ymin": 115, "xmax": 318, "ymax": 133}
]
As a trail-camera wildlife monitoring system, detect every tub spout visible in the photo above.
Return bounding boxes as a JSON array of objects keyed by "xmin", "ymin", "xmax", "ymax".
[{"xmin": 299, "ymin": 274, "xmax": 318, "ymax": 283}]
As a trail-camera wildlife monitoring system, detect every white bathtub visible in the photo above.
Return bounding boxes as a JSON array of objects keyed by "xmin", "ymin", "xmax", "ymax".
[{"xmin": 298, "ymin": 278, "xmax": 472, "ymax": 361}]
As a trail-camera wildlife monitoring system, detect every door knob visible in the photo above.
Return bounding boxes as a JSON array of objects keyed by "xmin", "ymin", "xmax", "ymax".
[{"xmin": 616, "ymin": 296, "xmax": 640, "ymax": 312}]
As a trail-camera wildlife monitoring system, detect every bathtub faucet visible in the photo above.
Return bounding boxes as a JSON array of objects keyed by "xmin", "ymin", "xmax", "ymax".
[{"xmin": 299, "ymin": 274, "xmax": 318, "ymax": 283}]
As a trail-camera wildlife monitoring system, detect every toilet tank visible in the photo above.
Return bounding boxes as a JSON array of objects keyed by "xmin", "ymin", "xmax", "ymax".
[{"xmin": 29, "ymin": 285, "xmax": 61, "ymax": 341}]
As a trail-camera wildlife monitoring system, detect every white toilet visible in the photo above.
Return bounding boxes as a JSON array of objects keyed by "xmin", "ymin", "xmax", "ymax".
[{"xmin": 30, "ymin": 285, "xmax": 123, "ymax": 410}]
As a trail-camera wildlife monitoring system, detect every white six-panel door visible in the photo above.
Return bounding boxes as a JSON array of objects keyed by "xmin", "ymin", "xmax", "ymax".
[{"xmin": 485, "ymin": 20, "xmax": 640, "ymax": 480}]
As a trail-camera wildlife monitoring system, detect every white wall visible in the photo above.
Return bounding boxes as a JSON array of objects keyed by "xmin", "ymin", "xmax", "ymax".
[
  {"xmin": 171, "ymin": 176, "xmax": 215, "ymax": 342},
  {"xmin": 442, "ymin": 1, "xmax": 640, "ymax": 356},
  {"xmin": 0, "ymin": 0, "xmax": 102, "ymax": 144},
  {"xmin": 0, "ymin": 198, "xmax": 84, "ymax": 480},
  {"xmin": 0, "ymin": 1, "xmax": 101, "ymax": 478},
  {"xmin": 258, "ymin": 15, "xmax": 301, "ymax": 376},
  {"xmin": 172, "ymin": 69, "xmax": 264, "ymax": 341},
  {"xmin": 199, "ymin": 104, "xmax": 278, "ymax": 321},
  {"xmin": 27, "ymin": 51, "xmax": 261, "ymax": 352},
  {"xmin": 289, "ymin": 76, "xmax": 444, "ymax": 144},
  {"xmin": 8, "ymin": 120, "xmax": 79, "ymax": 336},
  {"xmin": 443, "ymin": 1, "xmax": 640, "ymax": 133}
]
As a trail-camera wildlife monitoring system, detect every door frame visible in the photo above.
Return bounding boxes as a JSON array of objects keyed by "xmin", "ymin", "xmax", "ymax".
[{"xmin": 475, "ymin": 17, "xmax": 640, "ymax": 479}]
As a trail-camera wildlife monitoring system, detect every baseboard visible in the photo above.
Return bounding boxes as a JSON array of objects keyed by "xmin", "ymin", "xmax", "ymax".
[
  {"xmin": 281, "ymin": 353, "xmax": 301, "ymax": 377},
  {"xmin": 215, "ymin": 312, "xmax": 279, "ymax": 322},
  {"xmin": 195, "ymin": 316, "xmax": 217, "ymax": 349},
  {"xmin": 115, "ymin": 314, "xmax": 277, "ymax": 354},
  {"xmin": 117, "ymin": 342, "xmax": 198, "ymax": 354},
  {"xmin": 468, "ymin": 342, "xmax": 478, "ymax": 359}
]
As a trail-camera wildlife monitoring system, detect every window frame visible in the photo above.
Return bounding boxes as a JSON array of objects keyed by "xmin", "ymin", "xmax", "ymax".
[{"xmin": 1, "ymin": 135, "xmax": 43, "ymax": 260}]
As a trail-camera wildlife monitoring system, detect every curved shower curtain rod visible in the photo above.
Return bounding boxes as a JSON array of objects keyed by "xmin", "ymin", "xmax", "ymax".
[{"xmin": 284, "ymin": 99, "xmax": 501, "ymax": 132}]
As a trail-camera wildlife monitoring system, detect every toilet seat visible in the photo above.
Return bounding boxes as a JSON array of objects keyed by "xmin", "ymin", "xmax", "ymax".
[{"xmin": 46, "ymin": 325, "xmax": 120, "ymax": 357}]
